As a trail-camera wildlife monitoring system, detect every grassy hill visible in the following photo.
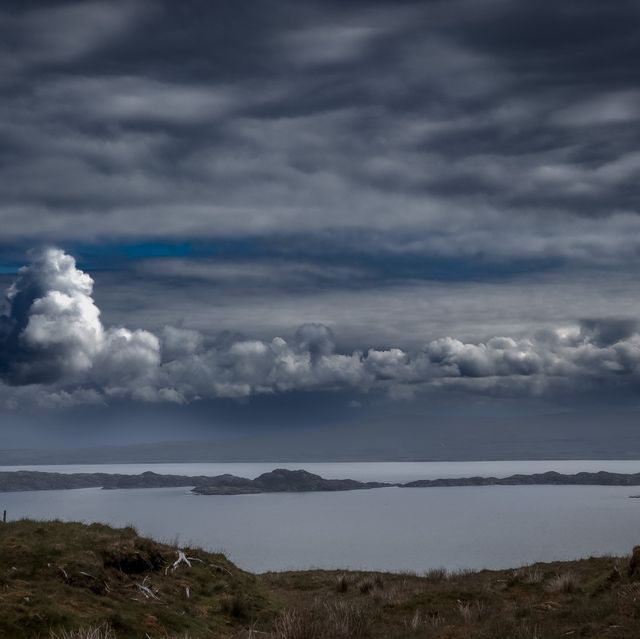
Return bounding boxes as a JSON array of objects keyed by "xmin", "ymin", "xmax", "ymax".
[{"xmin": 1, "ymin": 519, "xmax": 640, "ymax": 638}]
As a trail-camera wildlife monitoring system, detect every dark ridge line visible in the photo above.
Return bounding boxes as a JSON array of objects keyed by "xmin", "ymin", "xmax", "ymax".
[{"xmin": 3, "ymin": 468, "xmax": 640, "ymax": 494}]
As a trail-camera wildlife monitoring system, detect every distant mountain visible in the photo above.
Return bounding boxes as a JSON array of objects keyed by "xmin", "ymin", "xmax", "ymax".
[
  {"xmin": 0, "ymin": 468, "xmax": 391, "ymax": 494},
  {"xmin": 404, "ymin": 470, "xmax": 640, "ymax": 487},
  {"xmin": 5, "ymin": 468, "xmax": 640, "ymax": 494}
]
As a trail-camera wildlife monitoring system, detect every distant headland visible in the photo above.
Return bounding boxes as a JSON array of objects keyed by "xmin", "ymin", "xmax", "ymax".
[{"xmin": 4, "ymin": 468, "xmax": 640, "ymax": 494}]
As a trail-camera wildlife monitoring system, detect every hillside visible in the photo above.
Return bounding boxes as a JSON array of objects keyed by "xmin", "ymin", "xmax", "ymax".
[
  {"xmin": 2, "ymin": 520, "xmax": 640, "ymax": 638},
  {"xmin": 0, "ymin": 468, "xmax": 390, "ymax": 494},
  {"xmin": 7, "ymin": 468, "xmax": 640, "ymax": 495}
]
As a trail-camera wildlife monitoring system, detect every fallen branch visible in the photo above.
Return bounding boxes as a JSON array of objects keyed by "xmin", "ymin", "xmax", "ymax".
[
  {"xmin": 165, "ymin": 549, "xmax": 204, "ymax": 574},
  {"xmin": 135, "ymin": 575, "xmax": 159, "ymax": 600}
]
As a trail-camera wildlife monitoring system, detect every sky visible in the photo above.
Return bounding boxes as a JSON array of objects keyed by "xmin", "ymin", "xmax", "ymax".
[{"xmin": 1, "ymin": 1, "xmax": 640, "ymax": 451}]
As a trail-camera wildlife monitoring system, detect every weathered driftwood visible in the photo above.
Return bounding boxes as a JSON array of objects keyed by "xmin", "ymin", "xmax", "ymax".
[
  {"xmin": 165, "ymin": 549, "xmax": 203, "ymax": 574},
  {"xmin": 135, "ymin": 575, "xmax": 159, "ymax": 600}
]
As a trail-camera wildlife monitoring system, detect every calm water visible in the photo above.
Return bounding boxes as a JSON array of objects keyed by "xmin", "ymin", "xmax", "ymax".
[{"xmin": 3, "ymin": 470, "xmax": 640, "ymax": 573}]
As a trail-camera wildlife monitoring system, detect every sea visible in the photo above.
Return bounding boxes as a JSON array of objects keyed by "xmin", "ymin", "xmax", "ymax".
[{"xmin": 2, "ymin": 460, "xmax": 640, "ymax": 573}]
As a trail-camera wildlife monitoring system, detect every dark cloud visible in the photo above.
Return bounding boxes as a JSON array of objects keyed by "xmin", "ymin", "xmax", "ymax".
[
  {"xmin": 579, "ymin": 319, "xmax": 639, "ymax": 348},
  {"xmin": 2, "ymin": 249, "xmax": 640, "ymax": 409},
  {"xmin": 0, "ymin": 2, "xmax": 638, "ymax": 411},
  {"xmin": 0, "ymin": 0, "xmax": 638, "ymax": 262}
]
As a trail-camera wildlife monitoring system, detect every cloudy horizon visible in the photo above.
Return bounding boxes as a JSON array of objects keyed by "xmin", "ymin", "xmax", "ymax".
[{"xmin": 1, "ymin": 1, "xmax": 640, "ymax": 429}]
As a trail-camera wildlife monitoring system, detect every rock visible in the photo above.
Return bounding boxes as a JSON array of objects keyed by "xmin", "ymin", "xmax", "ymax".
[{"xmin": 628, "ymin": 546, "xmax": 640, "ymax": 579}]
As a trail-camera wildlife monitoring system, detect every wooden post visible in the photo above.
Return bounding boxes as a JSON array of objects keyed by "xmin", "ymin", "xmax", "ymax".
[{"xmin": 2, "ymin": 510, "xmax": 6, "ymax": 523}]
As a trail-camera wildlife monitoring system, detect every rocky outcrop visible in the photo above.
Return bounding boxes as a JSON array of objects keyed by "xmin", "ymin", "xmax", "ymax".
[
  {"xmin": 0, "ymin": 468, "xmax": 392, "ymax": 494},
  {"xmin": 404, "ymin": 471, "xmax": 640, "ymax": 488},
  {"xmin": 193, "ymin": 469, "xmax": 390, "ymax": 495},
  {"xmin": 5, "ymin": 468, "xmax": 640, "ymax": 495},
  {"xmin": 0, "ymin": 470, "xmax": 210, "ymax": 492}
]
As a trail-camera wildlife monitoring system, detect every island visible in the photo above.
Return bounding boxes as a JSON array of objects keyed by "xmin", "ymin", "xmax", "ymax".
[
  {"xmin": 3, "ymin": 468, "xmax": 640, "ymax": 494},
  {"xmin": 403, "ymin": 470, "xmax": 640, "ymax": 487},
  {"xmin": 0, "ymin": 468, "xmax": 392, "ymax": 494}
]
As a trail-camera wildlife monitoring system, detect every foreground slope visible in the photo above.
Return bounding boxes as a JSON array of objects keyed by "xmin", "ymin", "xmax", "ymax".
[
  {"xmin": 2, "ymin": 520, "xmax": 640, "ymax": 637},
  {"xmin": 0, "ymin": 520, "xmax": 275, "ymax": 638}
]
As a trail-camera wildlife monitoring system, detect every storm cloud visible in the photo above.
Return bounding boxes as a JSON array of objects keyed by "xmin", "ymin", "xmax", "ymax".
[
  {"xmin": 1, "ymin": 249, "xmax": 640, "ymax": 408},
  {"xmin": 0, "ymin": 2, "xmax": 639, "ymax": 412},
  {"xmin": 0, "ymin": 0, "xmax": 639, "ymax": 262}
]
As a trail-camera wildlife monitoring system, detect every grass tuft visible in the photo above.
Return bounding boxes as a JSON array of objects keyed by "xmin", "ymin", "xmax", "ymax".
[
  {"xmin": 357, "ymin": 577, "xmax": 375, "ymax": 594},
  {"xmin": 272, "ymin": 601, "xmax": 370, "ymax": 639},
  {"xmin": 423, "ymin": 567, "xmax": 448, "ymax": 583},
  {"xmin": 522, "ymin": 567, "xmax": 545, "ymax": 584},
  {"xmin": 456, "ymin": 600, "xmax": 486, "ymax": 623},
  {"xmin": 335, "ymin": 574, "xmax": 349, "ymax": 593},
  {"xmin": 49, "ymin": 625, "xmax": 116, "ymax": 639},
  {"xmin": 545, "ymin": 571, "xmax": 578, "ymax": 594}
]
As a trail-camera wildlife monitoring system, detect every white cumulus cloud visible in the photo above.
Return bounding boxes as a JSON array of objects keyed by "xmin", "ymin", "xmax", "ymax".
[{"xmin": 1, "ymin": 248, "xmax": 640, "ymax": 408}]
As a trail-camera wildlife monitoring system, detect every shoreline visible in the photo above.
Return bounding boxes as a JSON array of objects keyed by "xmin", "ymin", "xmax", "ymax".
[{"xmin": 4, "ymin": 467, "xmax": 640, "ymax": 494}]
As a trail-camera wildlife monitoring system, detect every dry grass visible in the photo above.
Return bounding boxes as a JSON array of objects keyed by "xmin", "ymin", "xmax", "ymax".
[
  {"xmin": 356, "ymin": 577, "xmax": 375, "ymax": 594},
  {"xmin": 522, "ymin": 567, "xmax": 545, "ymax": 584},
  {"xmin": 403, "ymin": 609, "xmax": 446, "ymax": 632},
  {"xmin": 508, "ymin": 565, "xmax": 545, "ymax": 586},
  {"xmin": 423, "ymin": 567, "xmax": 448, "ymax": 583},
  {"xmin": 9, "ymin": 520, "xmax": 640, "ymax": 639},
  {"xmin": 0, "ymin": 520, "xmax": 273, "ymax": 639},
  {"xmin": 456, "ymin": 600, "xmax": 486, "ymax": 623},
  {"xmin": 272, "ymin": 601, "xmax": 370, "ymax": 639},
  {"xmin": 49, "ymin": 626, "xmax": 116, "ymax": 639},
  {"xmin": 371, "ymin": 584, "xmax": 402, "ymax": 606},
  {"xmin": 324, "ymin": 600, "xmax": 371, "ymax": 637},
  {"xmin": 335, "ymin": 574, "xmax": 349, "ymax": 593},
  {"xmin": 544, "ymin": 571, "xmax": 577, "ymax": 594},
  {"xmin": 271, "ymin": 609, "xmax": 315, "ymax": 639}
]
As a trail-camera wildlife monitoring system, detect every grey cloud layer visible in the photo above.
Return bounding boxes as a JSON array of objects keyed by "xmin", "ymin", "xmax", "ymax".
[
  {"xmin": 0, "ymin": 0, "xmax": 639, "ymax": 263},
  {"xmin": 1, "ymin": 249, "xmax": 640, "ymax": 408},
  {"xmin": 1, "ymin": 1, "xmax": 638, "ymax": 411}
]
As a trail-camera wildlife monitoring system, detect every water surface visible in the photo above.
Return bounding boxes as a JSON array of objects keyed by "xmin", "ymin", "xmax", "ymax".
[{"xmin": 3, "ymin": 483, "xmax": 640, "ymax": 573}]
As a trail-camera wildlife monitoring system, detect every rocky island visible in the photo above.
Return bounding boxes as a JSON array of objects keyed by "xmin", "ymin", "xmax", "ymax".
[
  {"xmin": 192, "ymin": 468, "xmax": 390, "ymax": 494},
  {"xmin": 403, "ymin": 470, "xmax": 640, "ymax": 487},
  {"xmin": 3, "ymin": 468, "xmax": 640, "ymax": 494},
  {"xmin": 0, "ymin": 468, "xmax": 392, "ymax": 494}
]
